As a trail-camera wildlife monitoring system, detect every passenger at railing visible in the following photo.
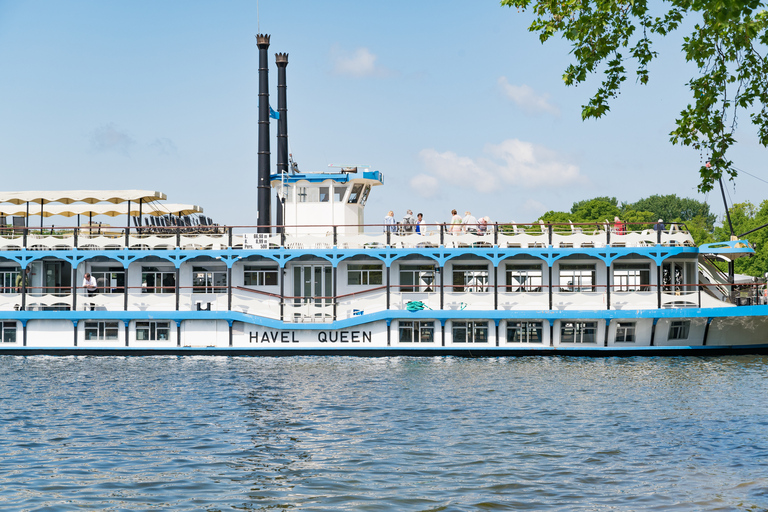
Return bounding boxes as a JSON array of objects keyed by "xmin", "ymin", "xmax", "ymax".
[
  {"xmin": 654, "ymin": 219, "xmax": 665, "ymax": 232},
  {"xmin": 478, "ymin": 217, "xmax": 488, "ymax": 234},
  {"xmin": 613, "ymin": 216, "xmax": 626, "ymax": 235},
  {"xmin": 449, "ymin": 209, "xmax": 463, "ymax": 233},
  {"xmin": 383, "ymin": 211, "xmax": 397, "ymax": 233},
  {"xmin": 415, "ymin": 213, "xmax": 425, "ymax": 234},
  {"xmin": 83, "ymin": 273, "xmax": 98, "ymax": 297},
  {"xmin": 463, "ymin": 211, "xmax": 478, "ymax": 233},
  {"xmin": 15, "ymin": 267, "xmax": 29, "ymax": 293},
  {"xmin": 401, "ymin": 210, "xmax": 416, "ymax": 233}
]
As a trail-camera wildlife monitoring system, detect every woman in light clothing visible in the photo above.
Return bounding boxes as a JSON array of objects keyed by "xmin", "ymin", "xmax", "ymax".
[{"xmin": 450, "ymin": 209, "xmax": 463, "ymax": 233}]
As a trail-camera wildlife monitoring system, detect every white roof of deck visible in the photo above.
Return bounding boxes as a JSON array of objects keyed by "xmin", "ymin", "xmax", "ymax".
[
  {"xmin": 0, "ymin": 190, "xmax": 167, "ymax": 205},
  {"xmin": 0, "ymin": 203, "xmax": 202, "ymax": 217}
]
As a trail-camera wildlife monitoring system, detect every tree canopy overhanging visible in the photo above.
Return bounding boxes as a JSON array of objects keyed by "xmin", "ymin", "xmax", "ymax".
[{"xmin": 502, "ymin": 0, "xmax": 768, "ymax": 192}]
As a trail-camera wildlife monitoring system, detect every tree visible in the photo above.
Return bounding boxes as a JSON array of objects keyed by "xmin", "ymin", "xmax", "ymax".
[
  {"xmin": 627, "ymin": 194, "xmax": 716, "ymax": 229},
  {"xmin": 502, "ymin": 0, "xmax": 768, "ymax": 192}
]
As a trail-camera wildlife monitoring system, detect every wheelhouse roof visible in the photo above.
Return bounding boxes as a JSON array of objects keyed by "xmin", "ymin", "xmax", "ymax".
[{"xmin": 0, "ymin": 190, "xmax": 167, "ymax": 205}]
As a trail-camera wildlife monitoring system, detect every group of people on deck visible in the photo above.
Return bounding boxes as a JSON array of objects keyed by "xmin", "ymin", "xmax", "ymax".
[
  {"xmin": 383, "ymin": 210, "xmax": 425, "ymax": 234},
  {"xmin": 383, "ymin": 209, "xmax": 491, "ymax": 235}
]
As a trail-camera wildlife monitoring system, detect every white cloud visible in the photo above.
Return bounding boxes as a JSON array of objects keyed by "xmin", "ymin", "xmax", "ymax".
[
  {"xmin": 409, "ymin": 174, "xmax": 441, "ymax": 198},
  {"xmin": 418, "ymin": 138, "xmax": 583, "ymax": 195},
  {"xmin": 89, "ymin": 123, "xmax": 135, "ymax": 155},
  {"xmin": 332, "ymin": 46, "xmax": 388, "ymax": 78},
  {"xmin": 149, "ymin": 137, "xmax": 177, "ymax": 156},
  {"xmin": 498, "ymin": 77, "xmax": 559, "ymax": 116}
]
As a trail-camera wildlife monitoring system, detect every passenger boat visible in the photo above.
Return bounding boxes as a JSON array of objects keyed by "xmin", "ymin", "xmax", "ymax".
[{"xmin": 1, "ymin": 35, "xmax": 766, "ymax": 356}]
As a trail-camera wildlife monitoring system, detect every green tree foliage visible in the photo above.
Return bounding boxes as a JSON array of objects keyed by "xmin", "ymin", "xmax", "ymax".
[
  {"xmin": 626, "ymin": 194, "xmax": 717, "ymax": 229},
  {"xmin": 502, "ymin": 0, "xmax": 768, "ymax": 192},
  {"xmin": 712, "ymin": 201, "xmax": 768, "ymax": 276}
]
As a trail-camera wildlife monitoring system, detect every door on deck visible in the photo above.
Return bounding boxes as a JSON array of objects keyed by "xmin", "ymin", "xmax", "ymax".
[{"xmin": 293, "ymin": 265, "xmax": 332, "ymax": 320}]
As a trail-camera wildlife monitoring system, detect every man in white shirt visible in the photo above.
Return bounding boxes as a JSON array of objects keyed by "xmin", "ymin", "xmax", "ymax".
[
  {"xmin": 462, "ymin": 211, "xmax": 478, "ymax": 233},
  {"xmin": 83, "ymin": 272, "xmax": 98, "ymax": 297}
]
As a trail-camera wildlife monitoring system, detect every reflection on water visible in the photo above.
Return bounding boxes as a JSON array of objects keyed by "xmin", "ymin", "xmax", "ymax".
[{"xmin": 1, "ymin": 355, "xmax": 767, "ymax": 510}]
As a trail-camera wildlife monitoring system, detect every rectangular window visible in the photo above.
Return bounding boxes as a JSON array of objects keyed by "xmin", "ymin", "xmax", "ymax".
[
  {"xmin": 615, "ymin": 322, "xmax": 636, "ymax": 343},
  {"xmin": 398, "ymin": 320, "xmax": 435, "ymax": 343},
  {"xmin": 348, "ymin": 264, "xmax": 383, "ymax": 286},
  {"xmin": 0, "ymin": 269, "xmax": 20, "ymax": 294},
  {"xmin": 452, "ymin": 321, "xmax": 489, "ymax": 344},
  {"xmin": 244, "ymin": 266, "xmax": 278, "ymax": 286},
  {"xmin": 297, "ymin": 187, "xmax": 319, "ymax": 202},
  {"xmin": 142, "ymin": 267, "xmax": 176, "ymax": 294},
  {"xmin": 84, "ymin": 321, "xmax": 119, "ymax": 341},
  {"xmin": 452, "ymin": 265, "xmax": 489, "ymax": 293},
  {"xmin": 506, "ymin": 264, "xmax": 542, "ymax": 292},
  {"xmin": 90, "ymin": 267, "xmax": 125, "ymax": 294},
  {"xmin": 136, "ymin": 321, "xmax": 171, "ymax": 341},
  {"xmin": 560, "ymin": 321, "xmax": 597, "ymax": 343},
  {"xmin": 1, "ymin": 321, "xmax": 16, "ymax": 343},
  {"xmin": 506, "ymin": 321, "xmax": 543, "ymax": 343},
  {"xmin": 613, "ymin": 264, "xmax": 650, "ymax": 292},
  {"xmin": 668, "ymin": 320, "xmax": 690, "ymax": 340},
  {"xmin": 559, "ymin": 264, "xmax": 596, "ymax": 292},
  {"xmin": 192, "ymin": 266, "xmax": 227, "ymax": 294},
  {"xmin": 347, "ymin": 183, "xmax": 364, "ymax": 203},
  {"xmin": 333, "ymin": 186, "xmax": 346, "ymax": 202},
  {"xmin": 318, "ymin": 186, "xmax": 330, "ymax": 202},
  {"xmin": 399, "ymin": 265, "xmax": 436, "ymax": 293}
]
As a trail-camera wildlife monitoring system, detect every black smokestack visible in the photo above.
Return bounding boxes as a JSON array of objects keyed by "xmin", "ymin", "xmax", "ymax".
[
  {"xmin": 275, "ymin": 52, "xmax": 288, "ymax": 231},
  {"xmin": 256, "ymin": 34, "xmax": 271, "ymax": 233}
]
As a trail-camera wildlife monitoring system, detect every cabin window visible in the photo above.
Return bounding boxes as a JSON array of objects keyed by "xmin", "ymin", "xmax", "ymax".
[
  {"xmin": 560, "ymin": 321, "xmax": 597, "ymax": 343},
  {"xmin": 452, "ymin": 321, "xmax": 489, "ymax": 343},
  {"xmin": 192, "ymin": 267, "xmax": 227, "ymax": 294},
  {"xmin": 347, "ymin": 264, "xmax": 383, "ymax": 285},
  {"xmin": 347, "ymin": 183, "xmax": 364, "ymax": 203},
  {"xmin": 244, "ymin": 266, "xmax": 278, "ymax": 286},
  {"xmin": 613, "ymin": 264, "xmax": 650, "ymax": 292},
  {"xmin": 505, "ymin": 265, "xmax": 542, "ymax": 293},
  {"xmin": 84, "ymin": 321, "xmax": 119, "ymax": 341},
  {"xmin": 668, "ymin": 320, "xmax": 690, "ymax": 340},
  {"xmin": 1, "ymin": 321, "xmax": 16, "ymax": 343},
  {"xmin": 0, "ymin": 269, "xmax": 20, "ymax": 294},
  {"xmin": 136, "ymin": 321, "xmax": 171, "ymax": 341},
  {"xmin": 398, "ymin": 321, "xmax": 435, "ymax": 343},
  {"xmin": 333, "ymin": 186, "xmax": 346, "ymax": 202},
  {"xmin": 662, "ymin": 261, "xmax": 697, "ymax": 294},
  {"xmin": 360, "ymin": 185, "xmax": 371, "ymax": 206},
  {"xmin": 141, "ymin": 267, "xmax": 176, "ymax": 294},
  {"xmin": 297, "ymin": 187, "xmax": 320, "ymax": 202},
  {"xmin": 399, "ymin": 265, "xmax": 436, "ymax": 293},
  {"xmin": 559, "ymin": 264, "xmax": 596, "ymax": 293},
  {"xmin": 452, "ymin": 265, "xmax": 489, "ymax": 293},
  {"xmin": 507, "ymin": 321, "xmax": 543, "ymax": 343},
  {"xmin": 615, "ymin": 322, "xmax": 636, "ymax": 342},
  {"xmin": 318, "ymin": 186, "xmax": 330, "ymax": 202},
  {"xmin": 90, "ymin": 267, "xmax": 125, "ymax": 294}
]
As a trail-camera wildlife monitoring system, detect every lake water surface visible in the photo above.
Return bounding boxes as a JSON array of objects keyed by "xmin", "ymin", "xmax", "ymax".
[{"xmin": 1, "ymin": 355, "xmax": 767, "ymax": 511}]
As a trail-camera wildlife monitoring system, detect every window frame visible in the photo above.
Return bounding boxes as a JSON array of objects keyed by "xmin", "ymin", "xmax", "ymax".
[
  {"xmin": 347, "ymin": 264, "xmax": 383, "ymax": 286},
  {"xmin": 506, "ymin": 321, "xmax": 544, "ymax": 343},
  {"xmin": 136, "ymin": 320, "xmax": 171, "ymax": 341},
  {"xmin": 398, "ymin": 320, "xmax": 435, "ymax": 343},
  {"xmin": 560, "ymin": 321, "xmax": 598, "ymax": 343},
  {"xmin": 84, "ymin": 320, "xmax": 120, "ymax": 341},
  {"xmin": 452, "ymin": 320, "xmax": 489, "ymax": 344}
]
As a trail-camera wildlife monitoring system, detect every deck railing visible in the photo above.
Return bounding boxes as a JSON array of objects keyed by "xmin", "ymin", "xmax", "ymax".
[{"xmin": 0, "ymin": 222, "xmax": 695, "ymax": 251}]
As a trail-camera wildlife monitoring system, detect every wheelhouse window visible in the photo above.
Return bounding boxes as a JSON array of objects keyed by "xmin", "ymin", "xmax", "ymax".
[
  {"xmin": 560, "ymin": 321, "xmax": 597, "ymax": 343},
  {"xmin": 318, "ymin": 186, "xmax": 330, "ymax": 202},
  {"xmin": 507, "ymin": 321, "xmax": 543, "ymax": 343},
  {"xmin": 398, "ymin": 320, "xmax": 435, "ymax": 343},
  {"xmin": 399, "ymin": 265, "xmax": 436, "ymax": 293},
  {"xmin": 244, "ymin": 266, "xmax": 278, "ymax": 286},
  {"xmin": 359, "ymin": 185, "xmax": 372, "ymax": 206},
  {"xmin": 192, "ymin": 266, "xmax": 227, "ymax": 294},
  {"xmin": 668, "ymin": 320, "xmax": 690, "ymax": 340},
  {"xmin": 452, "ymin": 321, "xmax": 489, "ymax": 344},
  {"xmin": 348, "ymin": 264, "xmax": 383, "ymax": 286},
  {"xmin": 347, "ymin": 183, "xmax": 364, "ymax": 203},
  {"xmin": 333, "ymin": 186, "xmax": 346, "ymax": 202},
  {"xmin": 136, "ymin": 320, "xmax": 171, "ymax": 341},
  {"xmin": 297, "ymin": 187, "xmax": 319, "ymax": 203},
  {"xmin": 452, "ymin": 265, "xmax": 489, "ymax": 293},
  {"xmin": 506, "ymin": 264, "xmax": 542, "ymax": 292},
  {"xmin": 615, "ymin": 322, "xmax": 636, "ymax": 343},
  {"xmin": 559, "ymin": 264, "xmax": 596, "ymax": 292},
  {"xmin": 0, "ymin": 268, "xmax": 19, "ymax": 294},
  {"xmin": 90, "ymin": 266, "xmax": 125, "ymax": 294},
  {"xmin": 142, "ymin": 267, "xmax": 176, "ymax": 294},
  {"xmin": 84, "ymin": 321, "xmax": 119, "ymax": 341},
  {"xmin": 613, "ymin": 263, "xmax": 650, "ymax": 292},
  {"xmin": 1, "ymin": 321, "xmax": 16, "ymax": 343}
]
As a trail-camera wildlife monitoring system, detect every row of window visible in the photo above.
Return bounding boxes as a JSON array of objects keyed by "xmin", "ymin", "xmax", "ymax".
[{"xmin": 0, "ymin": 319, "xmax": 694, "ymax": 344}]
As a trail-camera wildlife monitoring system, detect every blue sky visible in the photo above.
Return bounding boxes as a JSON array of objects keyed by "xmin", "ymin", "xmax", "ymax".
[{"xmin": 1, "ymin": 0, "xmax": 766, "ymax": 228}]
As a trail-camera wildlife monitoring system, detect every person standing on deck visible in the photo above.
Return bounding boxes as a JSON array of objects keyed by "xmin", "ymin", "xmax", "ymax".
[
  {"xmin": 416, "ymin": 213, "xmax": 425, "ymax": 234},
  {"xmin": 383, "ymin": 211, "xmax": 397, "ymax": 233},
  {"xmin": 463, "ymin": 211, "xmax": 478, "ymax": 233},
  {"xmin": 449, "ymin": 210, "xmax": 462, "ymax": 233}
]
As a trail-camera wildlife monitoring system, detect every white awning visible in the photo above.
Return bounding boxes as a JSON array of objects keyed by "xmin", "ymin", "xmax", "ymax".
[
  {"xmin": 0, "ymin": 190, "xmax": 167, "ymax": 205},
  {"xmin": 0, "ymin": 203, "xmax": 202, "ymax": 218}
]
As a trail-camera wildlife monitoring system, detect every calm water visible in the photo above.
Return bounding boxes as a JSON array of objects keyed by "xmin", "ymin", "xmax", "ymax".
[{"xmin": 1, "ymin": 356, "xmax": 767, "ymax": 511}]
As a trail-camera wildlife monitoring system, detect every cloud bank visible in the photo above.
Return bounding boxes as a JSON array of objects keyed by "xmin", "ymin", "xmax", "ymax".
[{"xmin": 498, "ymin": 77, "xmax": 559, "ymax": 116}]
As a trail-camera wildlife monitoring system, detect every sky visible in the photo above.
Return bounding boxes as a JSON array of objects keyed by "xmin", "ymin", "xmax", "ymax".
[{"xmin": 1, "ymin": 0, "xmax": 767, "ymax": 229}]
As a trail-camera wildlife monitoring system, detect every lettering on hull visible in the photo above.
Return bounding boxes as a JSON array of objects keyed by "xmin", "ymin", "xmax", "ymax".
[{"xmin": 249, "ymin": 330, "xmax": 372, "ymax": 344}]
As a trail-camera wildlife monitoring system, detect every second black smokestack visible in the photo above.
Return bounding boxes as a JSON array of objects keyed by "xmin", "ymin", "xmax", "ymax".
[
  {"xmin": 275, "ymin": 52, "xmax": 288, "ymax": 231},
  {"xmin": 256, "ymin": 34, "xmax": 271, "ymax": 233}
]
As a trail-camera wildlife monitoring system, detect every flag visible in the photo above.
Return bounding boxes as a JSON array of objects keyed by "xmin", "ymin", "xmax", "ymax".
[{"xmin": 269, "ymin": 106, "xmax": 280, "ymax": 120}]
